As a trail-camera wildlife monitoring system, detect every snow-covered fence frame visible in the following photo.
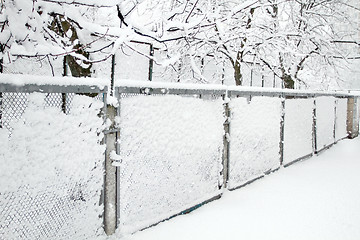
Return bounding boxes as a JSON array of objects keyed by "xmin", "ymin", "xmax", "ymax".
[
  {"xmin": 109, "ymin": 84, "xmax": 227, "ymax": 235},
  {"xmin": 225, "ymin": 88, "xmax": 357, "ymax": 189},
  {"xmin": 1, "ymin": 75, "xmax": 360, "ymax": 238},
  {"xmin": 104, "ymin": 82, "xmax": 360, "ymax": 235},
  {"xmin": 313, "ymin": 95, "xmax": 359, "ymax": 153},
  {"xmin": 0, "ymin": 83, "xmax": 105, "ymax": 94},
  {"xmin": 0, "ymin": 80, "xmax": 108, "ymax": 240},
  {"xmin": 314, "ymin": 96, "xmax": 336, "ymax": 153},
  {"xmin": 335, "ymin": 98, "xmax": 349, "ymax": 142},
  {"xmin": 226, "ymin": 91, "xmax": 283, "ymax": 189},
  {"xmin": 0, "ymin": 80, "xmax": 108, "ymax": 129}
]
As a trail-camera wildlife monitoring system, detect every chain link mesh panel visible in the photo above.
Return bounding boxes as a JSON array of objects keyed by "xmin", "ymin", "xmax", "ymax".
[
  {"xmin": 117, "ymin": 93, "xmax": 225, "ymax": 234},
  {"xmin": 1, "ymin": 183, "xmax": 89, "ymax": 240},
  {"xmin": 335, "ymin": 98, "xmax": 348, "ymax": 141},
  {"xmin": 283, "ymin": 98, "xmax": 314, "ymax": 165},
  {"xmin": 0, "ymin": 92, "xmax": 104, "ymax": 240},
  {"xmin": 0, "ymin": 92, "xmax": 29, "ymax": 131},
  {"xmin": 228, "ymin": 96, "xmax": 282, "ymax": 189},
  {"xmin": 315, "ymin": 97, "xmax": 336, "ymax": 151},
  {"xmin": 0, "ymin": 93, "xmax": 79, "ymax": 134}
]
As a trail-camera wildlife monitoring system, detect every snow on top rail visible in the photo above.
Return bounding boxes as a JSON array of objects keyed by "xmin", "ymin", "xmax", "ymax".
[
  {"xmin": 116, "ymin": 80, "xmax": 359, "ymax": 98},
  {"xmin": 227, "ymin": 86, "xmax": 354, "ymax": 98},
  {"xmin": 116, "ymin": 80, "xmax": 228, "ymax": 96},
  {"xmin": 0, "ymin": 74, "xmax": 359, "ymax": 97},
  {"xmin": 0, "ymin": 74, "xmax": 107, "ymax": 93}
]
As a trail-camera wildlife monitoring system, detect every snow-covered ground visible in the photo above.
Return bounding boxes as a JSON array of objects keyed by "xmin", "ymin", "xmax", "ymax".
[{"xmin": 113, "ymin": 137, "xmax": 360, "ymax": 240}]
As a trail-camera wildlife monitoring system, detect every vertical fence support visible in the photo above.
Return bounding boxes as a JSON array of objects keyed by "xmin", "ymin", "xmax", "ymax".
[
  {"xmin": 347, "ymin": 97, "xmax": 359, "ymax": 139},
  {"xmin": 104, "ymin": 104, "xmax": 118, "ymax": 235},
  {"xmin": 313, "ymin": 98, "xmax": 318, "ymax": 153},
  {"xmin": 148, "ymin": 44, "xmax": 154, "ymax": 82},
  {"xmin": 0, "ymin": 91, "xmax": 2, "ymax": 129},
  {"xmin": 279, "ymin": 97, "xmax": 285, "ymax": 165},
  {"xmin": 333, "ymin": 98, "xmax": 338, "ymax": 142},
  {"xmin": 61, "ymin": 57, "xmax": 67, "ymax": 113},
  {"xmin": 0, "ymin": 57, "xmax": 2, "ymax": 128},
  {"xmin": 250, "ymin": 69, "xmax": 253, "ymax": 87},
  {"xmin": 110, "ymin": 54, "xmax": 116, "ymax": 96},
  {"xmin": 115, "ymin": 93, "xmax": 121, "ymax": 229},
  {"xmin": 273, "ymin": 72, "xmax": 276, "ymax": 88},
  {"xmin": 221, "ymin": 93, "xmax": 231, "ymax": 189}
]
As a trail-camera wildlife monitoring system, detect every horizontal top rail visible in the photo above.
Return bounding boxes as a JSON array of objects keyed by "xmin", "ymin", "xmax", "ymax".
[
  {"xmin": 115, "ymin": 80, "xmax": 227, "ymax": 96},
  {"xmin": 227, "ymin": 88, "xmax": 354, "ymax": 98},
  {"xmin": 116, "ymin": 86, "xmax": 226, "ymax": 96},
  {"xmin": 0, "ymin": 83, "xmax": 107, "ymax": 94},
  {"xmin": 115, "ymin": 80, "xmax": 359, "ymax": 98},
  {"xmin": 1, "ymin": 74, "xmax": 359, "ymax": 98},
  {"xmin": 0, "ymin": 74, "xmax": 107, "ymax": 93}
]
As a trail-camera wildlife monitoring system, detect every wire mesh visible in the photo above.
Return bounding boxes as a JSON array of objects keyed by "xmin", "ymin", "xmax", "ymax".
[
  {"xmin": 0, "ymin": 92, "xmax": 97, "ymax": 134},
  {"xmin": 0, "ymin": 92, "xmax": 29, "ymax": 131},
  {"xmin": 116, "ymin": 92, "xmax": 224, "ymax": 234},
  {"xmin": 0, "ymin": 183, "xmax": 87, "ymax": 240},
  {"xmin": 0, "ymin": 91, "xmax": 104, "ymax": 240}
]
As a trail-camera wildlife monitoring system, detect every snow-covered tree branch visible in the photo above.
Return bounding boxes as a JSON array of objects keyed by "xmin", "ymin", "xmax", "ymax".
[{"xmin": 0, "ymin": 0, "xmax": 359, "ymax": 88}]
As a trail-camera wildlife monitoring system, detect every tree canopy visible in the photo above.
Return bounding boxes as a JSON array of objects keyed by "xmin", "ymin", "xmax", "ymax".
[{"xmin": 0, "ymin": 0, "xmax": 359, "ymax": 88}]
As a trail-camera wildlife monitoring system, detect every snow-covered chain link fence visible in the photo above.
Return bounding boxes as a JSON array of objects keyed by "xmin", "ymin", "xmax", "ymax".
[
  {"xmin": 0, "ymin": 83, "xmax": 107, "ymax": 240},
  {"xmin": 0, "ymin": 92, "xmax": 76, "ymax": 133},
  {"xmin": 0, "ymin": 77, "xmax": 360, "ymax": 239},
  {"xmin": 116, "ymin": 93, "xmax": 224, "ymax": 234},
  {"xmin": 228, "ymin": 97, "xmax": 282, "ymax": 189}
]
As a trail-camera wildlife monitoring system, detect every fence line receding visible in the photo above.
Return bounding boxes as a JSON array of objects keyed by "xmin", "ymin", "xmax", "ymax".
[{"xmin": 0, "ymin": 78, "xmax": 359, "ymax": 239}]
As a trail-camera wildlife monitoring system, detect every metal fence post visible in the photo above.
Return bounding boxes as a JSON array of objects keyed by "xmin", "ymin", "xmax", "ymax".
[
  {"xmin": 333, "ymin": 98, "xmax": 338, "ymax": 141},
  {"xmin": 0, "ymin": 58, "xmax": 2, "ymax": 128},
  {"xmin": 0, "ymin": 91, "xmax": 2, "ymax": 129},
  {"xmin": 347, "ymin": 97, "xmax": 359, "ymax": 139},
  {"xmin": 110, "ymin": 54, "xmax": 116, "ymax": 96},
  {"xmin": 148, "ymin": 44, "xmax": 154, "ymax": 82},
  {"xmin": 279, "ymin": 97, "xmax": 285, "ymax": 165},
  {"xmin": 115, "ymin": 93, "xmax": 122, "ymax": 230},
  {"xmin": 221, "ymin": 92, "xmax": 230, "ymax": 189},
  {"xmin": 61, "ymin": 57, "xmax": 67, "ymax": 113},
  {"xmin": 104, "ymin": 104, "xmax": 118, "ymax": 235},
  {"xmin": 313, "ymin": 98, "xmax": 318, "ymax": 153}
]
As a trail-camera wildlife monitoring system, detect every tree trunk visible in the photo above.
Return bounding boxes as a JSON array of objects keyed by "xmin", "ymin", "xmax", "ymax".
[
  {"xmin": 282, "ymin": 73, "xmax": 294, "ymax": 89},
  {"xmin": 65, "ymin": 55, "xmax": 92, "ymax": 78},
  {"xmin": 234, "ymin": 61, "xmax": 242, "ymax": 86},
  {"xmin": 279, "ymin": 55, "xmax": 294, "ymax": 89}
]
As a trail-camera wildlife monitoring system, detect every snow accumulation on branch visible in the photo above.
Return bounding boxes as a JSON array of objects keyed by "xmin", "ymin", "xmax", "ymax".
[
  {"xmin": 40, "ymin": 0, "xmax": 118, "ymax": 8},
  {"xmin": 1, "ymin": 0, "xmax": 359, "ymax": 89}
]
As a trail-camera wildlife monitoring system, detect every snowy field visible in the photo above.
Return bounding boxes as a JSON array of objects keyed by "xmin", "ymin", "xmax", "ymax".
[{"xmin": 113, "ymin": 137, "xmax": 360, "ymax": 240}]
